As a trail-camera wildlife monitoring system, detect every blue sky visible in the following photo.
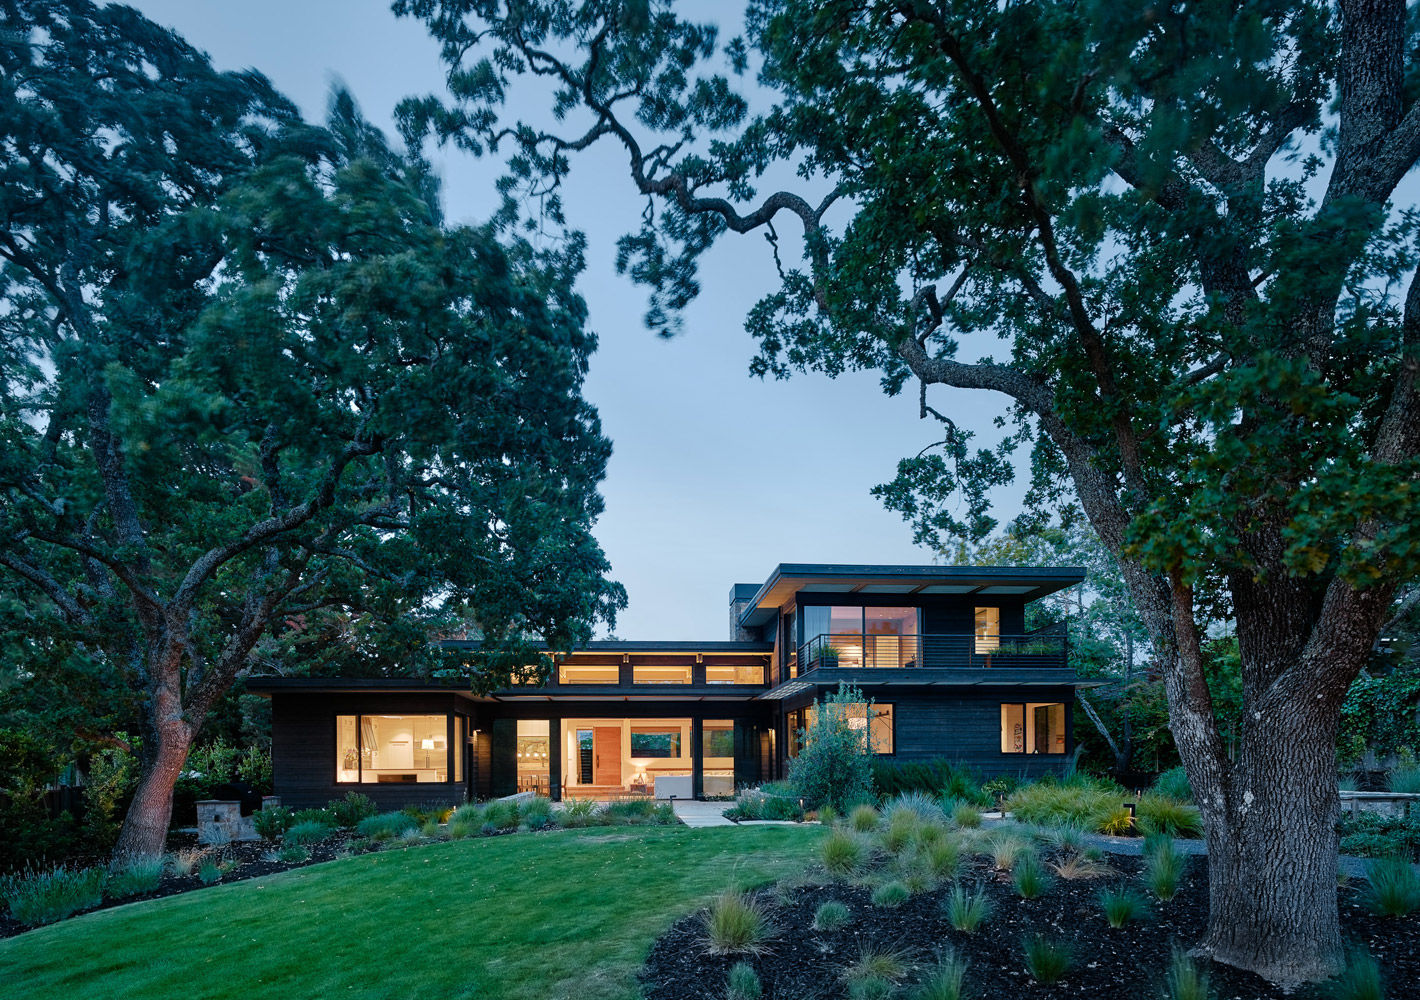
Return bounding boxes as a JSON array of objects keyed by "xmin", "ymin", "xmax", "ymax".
[{"xmin": 127, "ymin": 0, "xmax": 1023, "ymax": 638}]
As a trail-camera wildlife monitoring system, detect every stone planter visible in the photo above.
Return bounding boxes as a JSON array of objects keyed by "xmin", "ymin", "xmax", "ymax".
[{"xmin": 1339, "ymin": 790, "xmax": 1420, "ymax": 819}]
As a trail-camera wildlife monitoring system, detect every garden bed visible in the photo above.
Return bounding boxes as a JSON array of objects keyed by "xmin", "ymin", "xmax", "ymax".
[{"xmin": 640, "ymin": 850, "xmax": 1418, "ymax": 999}]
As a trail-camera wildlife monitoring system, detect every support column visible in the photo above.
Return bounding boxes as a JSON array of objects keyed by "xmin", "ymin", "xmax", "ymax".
[
  {"xmin": 549, "ymin": 716, "xmax": 562, "ymax": 801},
  {"xmin": 691, "ymin": 717, "xmax": 704, "ymax": 800}
]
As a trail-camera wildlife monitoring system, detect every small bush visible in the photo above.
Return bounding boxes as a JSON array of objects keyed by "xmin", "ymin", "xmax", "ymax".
[
  {"xmin": 1012, "ymin": 853, "xmax": 1052, "ymax": 900},
  {"xmin": 290, "ymin": 807, "xmax": 335, "ymax": 827},
  {"xmin": 1144, "ymin": 838, "xmax": 1187, "ymax": 901},
  {"xmin": 787, "ymin": 683, "xmax": 878, "ymax": 811},
  {"xmin": 105, "ymin": 858, "xmax": 165, "ymax": 899},
  {"xmin": 850, "ymin": 804, "xmax": 880, "ymax": 832},
  {"xmin": 480, "ymin": 799, "xmax": 522, "ymax": 829},
  {"xmin": 726, "ymin": 962, "xmax": 762, "ymax": 1000},
  {"xmin": 285, "ymin": 819, "xmax": 335, "ymax": 846},
  {"xmin": 1165, "ymin": 948, "xmax": 1210, "ymax": 1000},
  {"xmin": 822, "ymin": 829, "xmax": 865, "ymax": 876},
  {"xmin": 252, "ymin": 806, "xmax": 293, "ymax": 841},
  {"xmin": 277, "ymin": 844, "xmax": 310, "ymax": 864},
  {"xmin": 944, "ymin": 883, "xmax": 992, "ymax": 933},
  {"xmin": 1099, "ymin": 887, "xmax": 1147, "ymax": 927},
  {"xmin": 556, "ymin": 797, "xmax": 599, "ymax": 828},
  {"xmin": 1153, "ymin": 766, "xmax": 1193, "ymax": 801},
  {"xmin": 871, "ymin": 880, "xmax": 910, "ymax": 907},
  {"xmin": 401, "ymin": 802, "xmax": 454, "ymax": 825},
  {"xmin": 327, "ymin": 791, "xmax": 378, "ymax": 827},
  {"xmin": 725, "ymin": 788, "xmax": 804, "ymax": 822},
  {"xmin": 521, "ymin": 796, "xmax": 555, "ymax": 830},
  {"xmin": 705, "ymin": 890, "xmax": 768, "ymax": 954},
  {"xmin": 813, "ymin": 900, "xmax": 851, "ymax": 931},
  {"xmin": 355, "ymin": 811, "xmax": 420, "ymax": 841},
  {"xmin": 910, "ymin": 948, "xmax": 969, "ymax": 1000},
  {"xmin": 1137, "ymin": 796, "xmax": 1203, "ymax": 839},
  {"xmin": 951, "ymin": 801, "xmax": 982, "ymax": 828},
  {"xmin": 1362, "ymin": 855, "xmax": 1420, "ymax": 917},
  {"xmin": 1, "ymin": 864, "xmax": 105, "ymax": 926},
  {"xmin": 197, "ymin": 860, "xmax": 223, "ymax": 885},
  {"xmin": 1388, "ymin": 766, "xmax": 1420, "ymax": 795},
  {"xmin": 1022, "ymin": 934, "xmax": 1074, "ymax": 984},
  {"xmin": 1329, "ymin": 947, "xmax": 1386, "ymax": 1000}
]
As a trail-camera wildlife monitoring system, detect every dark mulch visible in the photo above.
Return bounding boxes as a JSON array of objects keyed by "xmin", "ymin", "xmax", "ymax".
[
  {"xmin": 640, "ymin": 853, "xmax": 1420, "ymax": 999},
  {"xmin": 0, "ymin": 829, "xmax": 393, "ymax": 940}
]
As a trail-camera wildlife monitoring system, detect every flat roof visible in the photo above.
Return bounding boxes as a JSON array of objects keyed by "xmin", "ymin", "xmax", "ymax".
[
  {"xmin": 738, "ymin": 563, "xmax": 1086, "ymax": 627},
  {"xmin": 440, "ymin": 640, "xmax": 772, "ymax": 654}
]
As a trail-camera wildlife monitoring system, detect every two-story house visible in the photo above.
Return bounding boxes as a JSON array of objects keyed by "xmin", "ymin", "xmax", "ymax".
[{"xmin": 250, "ymin": 563, "xmax": 1088, "ymax": 808}]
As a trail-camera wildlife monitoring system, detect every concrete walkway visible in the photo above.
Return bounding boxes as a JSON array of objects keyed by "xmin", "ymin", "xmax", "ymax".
[{"xmin": 672, "ymin": 799, "xmax": 736, "ymax": 828}]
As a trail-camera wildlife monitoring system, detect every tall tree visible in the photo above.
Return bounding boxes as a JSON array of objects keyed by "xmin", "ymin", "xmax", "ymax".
[
  {"xmin": 0, "ymin": 1, "xmax": 624, "ymax": 859},
  {"xmin": 399, "ymin": 0, "xmax": 1420, "ymax": 982}
]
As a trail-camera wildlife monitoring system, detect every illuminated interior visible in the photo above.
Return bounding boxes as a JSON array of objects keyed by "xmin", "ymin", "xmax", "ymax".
[
  {"xmin": 336, "ymin": 714, "xmax": 451, "ymax": 783},
  {"xmin": 974, "ymin": 606, "xmax": 1001, "ymax": 654},
  {"xmin": 517, "ymin": 719, "xmax": 551, "ymax": 793},
  {"xmin": 701, "ymin": 719, "xmax": 735, "ymax": 796},
  {"xmin": 793, "ymin": 702, "xmax": 894, "ymax": 755},
  {"xmin": 1000, "ymin": 702, "xmax": 1065, "ymax": 754},
  {"xmin": 705, "ymin": 663, "xmax": 764, "ymax": 684},
  {"xmin": 631, "ymin": 663, "xmax": 692, "ymax": 684},
  {"xmin": 558, "ymin": 662, "xmax": 620, "ymax": 684},
  {"xmin": 560, "ymin": 717, "xmax": 693, "ymax": 794}
]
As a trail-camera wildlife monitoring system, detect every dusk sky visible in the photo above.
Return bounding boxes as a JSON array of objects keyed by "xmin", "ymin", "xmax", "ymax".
[{"xmin": 128, "ymin": 0, "xmax": 1025, "ymax": 639}]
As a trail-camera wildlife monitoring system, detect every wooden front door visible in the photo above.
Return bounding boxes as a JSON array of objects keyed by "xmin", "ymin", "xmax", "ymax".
[{"xmin": 593, "ymin": 726, "xmax": 621, "ymax": 786}]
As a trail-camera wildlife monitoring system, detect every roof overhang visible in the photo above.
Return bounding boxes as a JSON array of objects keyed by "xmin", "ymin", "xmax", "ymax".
[{"xmin": 738, "ymin": 564, "xmax": 1087, "ymax": 627}]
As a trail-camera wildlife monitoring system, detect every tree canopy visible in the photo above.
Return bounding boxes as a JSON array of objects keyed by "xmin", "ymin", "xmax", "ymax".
[{"xmin": 0, "ymin": 0, "xmax": 624, "ymax": 857}]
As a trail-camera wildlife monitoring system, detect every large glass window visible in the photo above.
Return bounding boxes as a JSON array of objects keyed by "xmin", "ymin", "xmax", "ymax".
[
  {"xmin": 1000, "ymin": 702, "xmax": 1066, "ymax": 754},
  {"xmin": 706, "ymin": 663, "xmax": 764, "ymax": 684},
  {"xmin": 517, "ymin": 719, "xmax": 550, "ymax": 794},
  {"xmin": 453, "ymin": 715, "xmax": 464, "ymax": 783},
  {"xmin": 799, "ymin": 702, "xmax": 893, "ymax": 755},
  {"xmin": 629, "ymin": 727, "xmax": 682, "ymax": 757},
  {"xmin": 975, "ymin": 607, "xmax": 1001, "ymax": 654},
  {"xmin": 702, "ymin": 720, "xmax": 735, "ymax": 759},
  {"xmin": 559, "ymin": 662, "xmax": 619, "ymax": 684},
  {"xmin": 336, "ymin": 714, "xmax": 450, "ymax": 784},
  {"xmin": 632, "ymin": 663, "xmax": 692, "ymax": 684},
  {"xmin": 803, "ymin": 606, "xmax": 920, "ymax": 668}
]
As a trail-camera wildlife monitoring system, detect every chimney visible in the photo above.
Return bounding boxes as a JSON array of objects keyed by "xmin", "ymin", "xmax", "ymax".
[{"xmin": 728, "ymin": 583, "xmax": 759, "ymax": 641}]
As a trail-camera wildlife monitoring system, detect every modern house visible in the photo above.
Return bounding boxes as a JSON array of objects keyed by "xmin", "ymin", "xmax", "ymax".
[{"xmin": 250, "ymin": 563, "xmax": 1090, "ymax": 808}]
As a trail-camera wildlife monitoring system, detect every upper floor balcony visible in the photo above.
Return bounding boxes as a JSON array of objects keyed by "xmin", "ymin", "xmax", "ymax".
[{"xmin": 794, "ymin": 628, "xmax": 1068, "ymax": 675}]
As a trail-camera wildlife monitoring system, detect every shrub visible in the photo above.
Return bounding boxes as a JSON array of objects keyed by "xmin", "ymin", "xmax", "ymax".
[
  {"xmin": 1012, "ymin": 853, "xmax": 1052, "ymax": 900},
  {"xmin": 910, "ymin": 948, "xmax": 969, "ymax": 1000},
  {"xmin": 1152, "ymin": 766, "xmax": 1193, "ymax": 801},
  {"xmin": 277, "ymin": 844, "xmax": 310, "ymax": 864},
  {"xmin": 1329, "ymin": 947, "xmax": 1386, "ymax": 1000},
  {"xmin": 1022, "ymin": 934, "xmax": 1074, "ymax": 984},
  {"xmin": 105, "ymin": 857, "xmax": 165, "ymax": 899},
  {"xmin": 354, "ymin": 811, "xmax": 419, "ymax": 841},
  {"xmin": 950, "ymin": 801, "xmax": 982, "ymax": 828},
  {"xmin": 197, "ymin": 860, "xmax": 223, "ymax": 884},
  {"xmin": 873, "ymin": 759, "xmax": 989, "ymax": 805},
  {"xmin": 822, "ymin": 829, "xmax": 865, "ymax": 875},
  {"xmin": 252, "ymin": 806, "xmax": 293, "ymax": 841},
  {"xmin": 944, "ymin": 883, "xmax": 992, "ymax": 933},
  {"xmin": 813, "ymin": 900, "xmax": 851, "ymax": 931},
  {"xmin": 1137, "ymin": 796, "xmax": 1203, "ymax": 838},
  {"xmin": 726, "ymin": 962, "xmax": 762, "ymax": 1000},
  {"xmin": 401, "ymin": 802, "xmax": 454, "ymax": 825},
  {"xmin": 705, "ymin": 890, "xmax": 768, "ymax": 954},
  {"xmin": 521, "ymin": 796, "xmax": 555, "ymax": 830},
  {"xmin": 1144, "ymin": 838, "xmax": 1187, "ymax": 901},
  {"xmin": 285, "ymin": 819, "xmax": 335, "ymax": 846},
  {"xmin": 724, "ymin": 788, "xmax": 804, "ymax": 822},
  {"xmin": 1099, "ymin": 887, "xmax": 1148, "ymax": 927},
  {"xmin": 787, "ymin": 683, "xmax": 878, "ymax": 811},
  {"xmin": 290, "ymin": 807, "xmax": 335, "ymax": 827},
  {"xmin": 1164, "ymin": 948, "xmax": 1209, "ymax": 1000},
  {"xmin": 327, "ymin": 792, "xmax": 378, "ymax": 827},
  {"xmin": 1, "ymin": 864, "xmax": 105, "ymax": 926},
  {"xmin": 871, "ymin": 880, "xmax": 910, "ymax": 907},
  {"xmin": 850, "ymin": 803, "xmax": 881, "ymax": 832},
  {"xmin": 1362, "ymin": 855, "xmax": 1420, "ymax": 916}
]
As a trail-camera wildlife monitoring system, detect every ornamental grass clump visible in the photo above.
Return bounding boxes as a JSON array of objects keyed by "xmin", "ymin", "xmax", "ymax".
[
  {"xmin": 988, "ymin": 833, "xmax": 1031, "ymax": 871},
  {"xmin": 1362, "ymin": 855, "xmax": 1420, "ymax": 917},
  {"xmin": 813, "ymin": 900, "xmax": 851, "ymax": 931},
  {"xmin": 356, "ymin": 811, "xmax": 421, "ymax": 841},
  {"xmin": 909, "ymin": 947, "xmax": 969, "ymax": 1000},
  {"xmin": 885, "ymin": 790, "xmax": 944, "ymax": 823},
  {"xmin": 1330, "ymin": 947, "xmax": 1386, "ymax": 1000},
  {"xmin": 944, "ymin": 883, "xmax": 993, "ymax": 933},
  {"xmin": 871, "ymin": 880, "xmax": 910, "ymax": 907},
  {"xmin": 520, "ymin": 796, "xmax": 555, "ymax": 830},
  {"xmin": 1164, "ymin": 948, "xmax": 1210, "ymax": 1000},
  {"xmin": 1, "ymin": 864, "xmax": 105, "ymax": 926},
  {"xmin": 480, "ymin": 799, "xmax": 521, "ymax": 830},
  {"xmin": 277, "ymin": 843, "xmax": 310, "ymax": 864},
  {"xmin": 105, "ymin": 857, "xmax": 165, "ymax": 899},
  {"xmin": 1012, "ymin": 852, "xmax": 1052, "ymax": 900},
  {"xmin": 1005, "ymin": 777, "xmax": 1123, "ymax": 831},
  {"xmin": 1098, "ymin": 886, "xmax": 1148, "ymax": 927},
  {"xmin": 1144, "ymin": 837, "xmax": 1187, "ymax": 901},
  {"xmin": 950, "ymin": 801, "xmax": 982, "ymax": 828},
  {"xmin": 556, "ymin": 797, "xmax": 599, "ymax": 828},
  {"xmin": 850, "ymin": 803, "xmax": 881, "ymax": 832},
  {"xmin": 705, "ymin": 890, "xmax": 769, "ymax": 954},
  {"xmin": 1137, "ymin": 796, "xmax": 1203, "ymax": 839},
  {"xmin": 822, "ymin": 828, "xmax": 865, "ymax": 876},
  {"xmin": 883, "ymin": 809, "xmax": 919, "ymax": 854},
  {"xmin": 285, "ymin": 819, "xmax": 335, "ymax": 846},
  {"xmin": 1022, "ymin": 934, "xmax": 1074, "ymax": 984},
  {"xmin": 726, "ymin": 962, "xmax": 762, "ymax": 1000},
  {"xmin": 845, "ymin": 948, "xmax": 909, "ymax": 985}
]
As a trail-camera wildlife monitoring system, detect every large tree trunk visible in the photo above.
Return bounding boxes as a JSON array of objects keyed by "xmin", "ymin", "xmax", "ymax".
[
  {"xmin": 113, "ymin": 682, "xmax": 195, "ymax": 860},
  {"xmin": 1194, "ymin": 705, "xmax": 1343, "ymax": 983}
]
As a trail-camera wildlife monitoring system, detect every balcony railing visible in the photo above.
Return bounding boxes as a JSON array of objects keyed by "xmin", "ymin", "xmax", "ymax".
[{"xmin": 796, "ymin": 632, "xmax": 1068, "ymax": 673}]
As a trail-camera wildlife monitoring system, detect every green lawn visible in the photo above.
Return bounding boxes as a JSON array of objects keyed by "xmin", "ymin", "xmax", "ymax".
[{"xmin": 0, "ymin": 825, "xmax": 822, "ymax": 1000}]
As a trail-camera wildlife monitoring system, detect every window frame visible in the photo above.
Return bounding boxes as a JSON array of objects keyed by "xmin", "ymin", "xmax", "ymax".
[
  {"xmin": 998, "ymin": 701, "xmax": 1067, "ymax": 756},
  {"xmin": 334, "ymin": 712, "xmax": 464, "ymax": 785}
]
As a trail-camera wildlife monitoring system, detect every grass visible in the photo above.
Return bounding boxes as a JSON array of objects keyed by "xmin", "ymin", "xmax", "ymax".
[
  {"xmin": 1098, "ymin": 886, "xmax": 1147, "ymax": 927},
  {"xmin": 0, "ymin": 825, "xmax": 821, "ymax": 1000},
  {"xmin": 850, "ymin": 804, "xmax": 880, "ymax": 832},
  {"xmin": 0, "ymin": 865, "xmax": 105, "ymax": 926},
  {"xmin": 1361, "ymin": 855, "xmax": 1420, "ymax": 916},
  {"xmin": 870, "ymin": 880, "xmax": 910, "ymax": 907},
  {"xmin": 726, "ymin": 962, "xmax": 762, "ymax": 1000},
  {"xmin": 845, "ymin": 947, "xmax": 909, "ymax": 983},
  {"xmin": 705, "ymin": 890, "xmax": 769, "ymax": 954},
  {"xmin": 1165, "ymin": 948, "xmax": 1209, "ymax": 1000},
  {"xmin": 813, "ymin": 900, "xmax": 851, "ymax": 931},
  {"xmin": 1144, "ymin": 837, "xmax": 1187, "ymax": 901},
  {"xmin": 909, "ymin": 948, "xmax": 968, "ymax": 1000},
  {"xmin": 944, "ymin": 883, "xmax": 992, "ymax": 933},
  {"xmin": 950, "ymin": 801, "xmax": 982, "ymax": 828},
  {"xmin": 1022, "ymin": 933, "xmax": 1074, "ymax": 984},
  {"xmin": 1330, "ymin": 947, "xmax": 1386, "ymax": 1000},
  {"xmin": 822, "ymin": 828, "xmax": 864, "ymax": 875},
  {"xmin": 284, "ymin": 820, "xmax": 335, "ymax": 846},
  {"xmin": 1011, "ymin": 853, "xmax": 1051, "ymax": 899},
  {"xmin": 105, "ymin": 858, "xmax": 165, "ymax": 899},
  {"xmin": 355, "ymin": 811, "xmax": 420, "ymax": 840},
  {"xmin": 1136, "ymin": 796, "xmax": 1203, "ymax": 839}
]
